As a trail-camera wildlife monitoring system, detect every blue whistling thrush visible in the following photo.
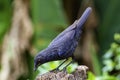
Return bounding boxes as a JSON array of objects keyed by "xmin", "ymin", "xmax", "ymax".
[{"xmin": 34, "ymin": 7, "xmax": 92, "ymax": 71}]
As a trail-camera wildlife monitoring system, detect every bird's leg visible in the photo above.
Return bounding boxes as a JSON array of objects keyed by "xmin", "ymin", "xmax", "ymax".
[
  {"xmin": 62, "ymin": 60, "xmax": 73, "ymax": 72},
  {"xmin": 56, "ymin": 59, "xmax": 68, "ymax": 70},
  {"xmin": 50, "ymin": 59, "xmax": 68, "ymax": 72}
]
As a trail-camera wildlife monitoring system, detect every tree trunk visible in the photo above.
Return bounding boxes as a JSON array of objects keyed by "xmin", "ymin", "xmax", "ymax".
[{"xmin": 0, "ymin": 0, "xmax": 33, "ymax": 80}]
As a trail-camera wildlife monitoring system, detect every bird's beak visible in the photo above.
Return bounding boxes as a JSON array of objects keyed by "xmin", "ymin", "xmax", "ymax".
[
  {"xmin": 34, "ymin": 67, "xmax": 37, "ymax": 71},
  {"xmin": 34, "ymin": 64, "xmax": 37, "ymax": 71}
]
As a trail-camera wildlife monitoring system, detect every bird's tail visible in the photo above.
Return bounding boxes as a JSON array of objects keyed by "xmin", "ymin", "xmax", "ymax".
[
  {"xmin": 76, "ymin": 7, "xmax": 92, "ymax": 30},
  {"xmin": 74, "ymin": 7, "xmax": 92, "ymax": 40}
]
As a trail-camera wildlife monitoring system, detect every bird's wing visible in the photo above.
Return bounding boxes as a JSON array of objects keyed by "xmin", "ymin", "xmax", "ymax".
[
  {"xmin": 48, "ymin": 21, "xmax": 77, "ymax": 47},
  {"xmin": 48, "ymin": 27, "xmax": 75, "ymax": 47},
  {"xmin": 48, "ymin": 29, "xmax": 76, "ymax": 57},
  {"xmin": 48, "ymin": 20, "xmax": 78, "ymax": 46}
]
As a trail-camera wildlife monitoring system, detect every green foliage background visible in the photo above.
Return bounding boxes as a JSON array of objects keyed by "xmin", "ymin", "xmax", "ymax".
[{"xmin": 0, "ymin": 0, "xmax": 120, "ymax": 80}]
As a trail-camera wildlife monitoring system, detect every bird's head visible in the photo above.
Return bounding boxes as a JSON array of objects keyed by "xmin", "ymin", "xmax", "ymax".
[
  {"xmin": 34, "ymin": 49, "xmax": 47, "ymax": 71},
  {"xmin": 34, "ymin": 48, "xmax": 58, "ymax": 71},
  {"xmin": 34, "ymin": 56, "xmax": 41, "ymax": 71},
  {"xmin": 34, "ymin": 50, "xmax": 45, "ymax": 71}
]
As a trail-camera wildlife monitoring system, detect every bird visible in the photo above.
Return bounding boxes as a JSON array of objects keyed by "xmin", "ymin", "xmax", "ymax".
[{"xmin": 34, "ymin": 7, "xmax": 92, "ymax": 71}]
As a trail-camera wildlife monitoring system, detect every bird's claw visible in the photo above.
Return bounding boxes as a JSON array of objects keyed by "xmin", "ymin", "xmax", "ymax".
[{"xmin": 61, "ymin": 67, "xmax": 67, "ymax": 72}]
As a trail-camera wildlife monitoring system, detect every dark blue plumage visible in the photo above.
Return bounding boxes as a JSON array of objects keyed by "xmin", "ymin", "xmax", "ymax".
[{"xmin": 34, "ymin": 7, "xmax": 92, "ymax": 71}]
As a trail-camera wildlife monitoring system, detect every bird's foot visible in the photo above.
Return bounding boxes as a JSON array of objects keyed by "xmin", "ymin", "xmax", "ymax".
[
  {"xmin": 61, "ymin": 60, "xmax": 73, "ymax": 72},
  {"xmin": 61, "ymin": 67, "xmax": 67, "ymax": 72}
]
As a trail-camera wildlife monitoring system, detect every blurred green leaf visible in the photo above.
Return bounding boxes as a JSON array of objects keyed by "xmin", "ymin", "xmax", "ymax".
[
  {"xmin": 67, "ymin": 62, "xmax": 78, "ymax": 73},
  {"xmin": 37, "ymin": 59, "xmax": 78, "ymax": 74},
  {"xmin": 103, "ymin": 50, "xmax": 113, "ymax": 59},
  {"xmin": 115, "ymin": 55, "xmax": 120, "ymax": 70},
  {"xmin": 103, "ymin": 59, "xmax": 115, "ymax": 72},
  {"xmin": 102, "ymin": 33, "xmax": 120, "ymax": 78},
  {"xmin": 114, "ymin": 33, "xmax": 120, "ymax": 41},
  {"xmin": 87, "ymin": 72, "xmax": 96, "ymax": 80},
  {"xmin": 38, "ymin": 61, "xmax": 60, "ymax": 74}
]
